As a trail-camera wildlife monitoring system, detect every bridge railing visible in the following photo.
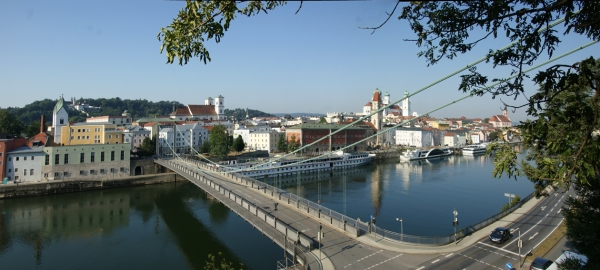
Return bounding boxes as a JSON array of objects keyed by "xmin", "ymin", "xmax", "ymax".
[{"xmin": 164, "ymin": 158, "xmax": 537, "ymax": 246}]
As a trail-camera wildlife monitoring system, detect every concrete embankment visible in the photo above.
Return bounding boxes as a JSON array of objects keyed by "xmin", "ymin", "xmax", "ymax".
[
  {"xmin": 0, "ymin": 173, "xmax": 184, "ymax": 199},
  {"xmin": 369, "ymin": 149, "xmax": 403, "ymax": 160}
]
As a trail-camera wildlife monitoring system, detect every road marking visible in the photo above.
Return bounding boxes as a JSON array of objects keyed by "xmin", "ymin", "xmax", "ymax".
[
  {"xmin": 431, "ymin": 259, "xmax": 440, "ymax": 264},
  {"xmin": 551, "ymin": 207, "xmax": 554, "ymax": 212},
  {"xmin": 477, "ymin": 242, "xmax": 519, "ymax": 256},
  {"xmin": 541, "ymin": 206, "xmax": 547, "ymax": 211},
  {"xmin": 457, "ymin": 253, "xmax": 504, "ymax": 270},
  {"xmin": 359, "ymin": 253, "xmax": 402, "ymax": 270},
  {"xmin": 416, "ymin": 267, "xmax": 424, "ymax": 270},
  {"xmin": 555, "ymin": 203, "xmax": 558, "ymax": 207},
  {"xmin": 558, "ymin": 208, "xmax": 562, "ymax": 214},
  {"xmin": 445, "ymin": 253, "xmax": 454, "ymax": 257},
  {"xmin": 473, "ymin": 245, "xmax": 516, "ymax": 260},
  {"xmin": 529, "ymin": 232, "xmax": 539, "ymax": 240},
  {"xmin": 510, "ymin": 228, "xmax": 519, "ymax": 233}
]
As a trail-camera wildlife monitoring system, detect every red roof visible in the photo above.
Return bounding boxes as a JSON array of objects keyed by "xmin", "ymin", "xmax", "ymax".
[
  {"xmin": 444, "ymin": 132, "xmax": 455, "ymax": 136},
  {"xmin": 389, "ymin": 105, "xmax": 401, "ymax": 110},
  {"xmin": 490, "ymin": 115, "xmax": 511, "ymax": 122},
  {"xmin": 364, "ymin": 102, "xmax": 372, "ymax": 107},
  {"xmin": 171, "ymin": 107, "xmax": 191, "ymax": 116},
  {"xmin": 188, "ymin": 105, "xmax": 217, "ymax": 115},
  {"xmin": 372, "ymin": 91, "xmax": 382, "ymax": 102}
]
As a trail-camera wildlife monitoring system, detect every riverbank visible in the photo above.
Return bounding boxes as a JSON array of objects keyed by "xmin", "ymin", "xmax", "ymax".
[{"xmin": 0, "ymin": 173, "xmax": 183, "ymax": 199}]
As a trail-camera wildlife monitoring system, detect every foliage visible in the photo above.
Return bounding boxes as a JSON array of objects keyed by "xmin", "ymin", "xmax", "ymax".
[
  {"xmin": 209, "ymin": 125, "xmax": 230, "ymax": 158},
  {"xmin": 319, "ymin": 117, "xmax": 326, "ymax": 124},
  {"xmin": 232, "ymin": 135, "xmax": 245, "ymax": 153},
  {"xmin": 224, "ymin": 108, "xmax": 275, "ymax": 120},
  {"xmin": 204, "ymin": 252, "xmax": 244, "ymax": 270},
  {"xmin": 140, "ymin": 135, "xmax": 157, "ymax": 156},
  {"xmin": 483, "ymin": 118, "xmax": 490, "ymax": 123},
  {"xmin": 287, "ymin": 134, "xmax": 299, "ymax": 153},
  {"xmin": 558, "ymin": 256, "xmax": 586, "ymax": 270},
  {"xmin": 488, "ymin": 131, "xmax": 499, "ymax": 142},
  {"xmin": 500, "ymin": 194, "xmax": 521, "ymax": 212},
  {"xmin": 563, "ymin": 182, "xmax": 600, "ymax": 269},
  {"xmin": 200, "ymin": 140, "xmax": 211, "ymax": 154},
  {"xmin": 277, "ymin": 133, "xmax": 287, "ymax": 153},
  {"xmin": 0, "ymin": 110, "xmax": 24, "ymax": 137},
  {"xmin": 158, "ymin": 0, "xmax": 286, "ymax": 65},
  {"xmin": 24, "ymin": 120, "xmax": 41, "ymax": 138}
]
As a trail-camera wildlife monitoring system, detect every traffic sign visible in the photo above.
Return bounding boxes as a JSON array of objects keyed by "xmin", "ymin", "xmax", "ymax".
[
  {"xmin": 506, "ymin": 263, "xmax": 513, "ymax": 269},
  {"xmin": 518, "ymin": 240, "xmax": 523, "ymax": 248}
]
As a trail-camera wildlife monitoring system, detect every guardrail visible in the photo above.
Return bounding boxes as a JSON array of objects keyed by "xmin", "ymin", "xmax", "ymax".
[{"xmin": 162, "ymin": 157, "xmax": 536, "ymax": 246}]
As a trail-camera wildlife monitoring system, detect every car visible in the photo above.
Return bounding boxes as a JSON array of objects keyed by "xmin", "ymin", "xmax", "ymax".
[
  {"xmin": 489, "ymin": 227, "xmax": 511, "ymax": 244},
  {"xmin": 530, "ymin": 257, "xmax": 553, "ymax": 270}
]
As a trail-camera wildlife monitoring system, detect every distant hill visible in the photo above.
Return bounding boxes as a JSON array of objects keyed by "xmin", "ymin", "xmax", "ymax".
[
  {"xmin": 224, "ymin": 108, "xmax": 275, "ymax": 120},
  {"xmin": 272, "ymin": 113, "xmax": 326, "ymax": 117}
]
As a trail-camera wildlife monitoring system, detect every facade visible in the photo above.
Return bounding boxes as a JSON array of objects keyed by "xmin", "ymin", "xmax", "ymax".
[
  {"xmin": 395, "ymin": 128, "xmax": 434, "ymax": 147},
  {"xmin": 123, "ymin": 125, "xmax": 151, "ymax": 150},
  {"xmin": 248, "ymin": 129, "xmax": 279, "ymax": 153},
  {"xmin": 233, "ymin": 125, "xmax": 272, "ymax": 149},
  {"xmin": 41, "ymin": 144, "xmax": 131, "ymax": 181},
  {"xmin": 5, "ymin": 146, "xmax": 45, "ymax": 182},
  {"xmin": 443, "ymin": 132, "xmax": 458, "ymax": 147},
  {"xmin": 370, "ymin": 89, "xmax": 383, "ymax": 145},
  {"xmin": 52, "ymin": 97, "xmax": 69, "ymax": 144},
  {"xmin": 86, "ymin": 112, "xmax": 132, "ymax": 126},
  {"xmin": 0, "ymin": 138, "xmax": 28, "ymax": 181},
  {"xmin": 431, "ymin": 121, "xmax": 450, "ymax": 130},
  {"xmin": 401, "ymin": 91, "xmax": 411, "ymax": 117},
  {"xmin": 170, "ymin": 96, "xmax": 225, "ymax": 121},
  {"xmin": 471, "ymin": 131, "xmax": 481, "ymax": 144},
  {"xmin": 60, "ymin": 122, "xmax": 124, "ymax": 145},
  {"xmin": 285, "ymin": 122, "xmax": 376, "ymax": 154},
  {"xmin": 158, "ymin": 123, "xmax": 208, "ymax": 154}
]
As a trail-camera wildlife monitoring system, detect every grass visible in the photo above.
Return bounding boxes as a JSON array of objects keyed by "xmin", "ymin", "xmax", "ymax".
[{"xmin": 526, "ymin": 221, "xmax": 567, "ymax": 262}]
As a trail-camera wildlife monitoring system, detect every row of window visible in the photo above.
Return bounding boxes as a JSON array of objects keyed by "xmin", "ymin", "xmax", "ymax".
[
  {"xmin": 7, "ymin": 156, "xmax": 35, "ymax": 161},
  {"xmin": 44, "ymin": 151, "xmax": 125, "ymax": 165},
  {"xmin": 43, "ymin": 167, "xmax": 127, "ymax": 178},
  {"xmin": 6, "ymin": 168, "xmax": 34, "ymax": 175}
]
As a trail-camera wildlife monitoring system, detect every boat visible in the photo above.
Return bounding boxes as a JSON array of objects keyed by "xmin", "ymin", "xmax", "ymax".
[
  {"xmin": 462, "ymin": 143, "xmax": 488, "ymax": 155},
  {"xmin": 219, "ymin": 151, "xmax": 376, "ymax": 178},
  {"xmin": 400, "ymin": 147, "xmax": 453, "ymax": 161}
]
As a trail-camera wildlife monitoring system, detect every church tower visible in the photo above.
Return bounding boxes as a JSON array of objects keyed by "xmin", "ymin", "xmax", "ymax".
[
  {"xmin": 214, "ymin": 95, "xmax": 225, "ymax": 120},
  {"xmin": 52, "ymin": 96, "xmax": 69, "ymax": 144},
  {"xmin": 402, "ymin": 91, "xmax": 411, "ymax": 117},
  {"xmin": 371, "ymin": 88, "xmax": 383, "ymax": 146}
]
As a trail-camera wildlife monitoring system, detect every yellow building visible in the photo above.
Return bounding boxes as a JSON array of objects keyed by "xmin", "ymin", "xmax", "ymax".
[
  {"xmin": 60, "ymin": 122, "xmax": 124, "ymax": 146},
  {"xmin": 431, "ymin": 121, "xmax": 450, "ymax": 130}
]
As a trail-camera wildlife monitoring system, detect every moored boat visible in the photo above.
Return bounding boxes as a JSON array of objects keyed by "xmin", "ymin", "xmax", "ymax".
[
  {"xmin": 462, "ymin": 143, "xmax": 488, "ymax": 155},
  {"xmin": 400, "ymin": 147, "xmax": 453, "ymax": 161}
]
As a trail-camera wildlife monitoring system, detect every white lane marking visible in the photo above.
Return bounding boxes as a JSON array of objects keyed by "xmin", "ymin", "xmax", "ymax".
[
  {"xmin": 529, "ymin": 232, "xmax": 539, "ymax": 240},
  {"xmin": 524, "ymin": 219, "xmax": 564, "ymax": 256},
  {"xmin": 558, "ymin": 208, "xmax": 562, "ymax": 214},
  {"xmin": 458, "ymin": 253, "xmax": 504, "ymax": 270},
  {"xmin": 510, "ymin": 228, "xmax": 519, "ymax": 233},
  {"xmin": 445, "ymin": 253, "xmax": 454, "ymax": 258},
  {"xmin": 416, "ymin": 267, "xmax": 424, "ymax": 270},
  {"xmin": 431, "ymin": 259, "xmax": 440, "ymax": 264},
  {"xmin": 474, "ymin": 245, "xmax": 516, "ymax": 260},
  {"xmin": 359, "ymin": 253, "xmax": 402, "ymax": 270},
  {"xmin": 477, "ymin": 242, "xmax": 519, "ymax": 256},
  {"xmin": 541, "ymin": 206, "xmax": 547, "ymax": 211},
  {"xmin": 551, "ymin": 207, "xmax": 555, "ymax": 212},
  {"xmin": 555, "ymin": 203, "xmax": 558, "ymax": 207}
]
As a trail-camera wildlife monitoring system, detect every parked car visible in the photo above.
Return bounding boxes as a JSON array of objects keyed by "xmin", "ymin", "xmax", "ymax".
[
  {"xmin": 489, "ymin": 227, "xmax": 511, "ymax": 244},
  {"xmin": 530, "ymin": 257, "xmax": 553, "ymax": 270}
]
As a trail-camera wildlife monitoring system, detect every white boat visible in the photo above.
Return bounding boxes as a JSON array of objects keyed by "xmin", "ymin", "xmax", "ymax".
[
  {"xmin": 220, "ymin": 151, "xmax": 376, "ymax": 178},
  {"xmin": 400, "ymin": 148, "xmax": 453, "ymax": 161},
  {"xmin": 462, "ymin": 143, "xmax": 488, "ymax": 155}
]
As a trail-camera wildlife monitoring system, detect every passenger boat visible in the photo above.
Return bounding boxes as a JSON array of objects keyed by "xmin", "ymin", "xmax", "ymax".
[
  {"xmin": 462, "ymin": 143, "xmax": 488, "ymax": 155},
  {"xmin": 400, "ymin": 147, "xmax": 453, "ymax": 161},
  {"xmin": 219, "ymin": 151, "xmax": 376, "ymax": 178}
]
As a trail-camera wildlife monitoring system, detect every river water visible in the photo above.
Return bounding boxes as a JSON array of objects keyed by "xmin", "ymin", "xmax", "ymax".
[{"xmin": 0, "ymin": 148, "xmax": 533, "ymax": 269}]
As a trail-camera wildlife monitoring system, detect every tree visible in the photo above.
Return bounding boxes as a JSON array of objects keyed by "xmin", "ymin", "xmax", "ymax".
[
  {"xmin": 483, "ymin": 118, "xmax": 490, "ymax": 123},
  {"xmin": 488, "ymin": 131, "xmax": 499, "ymax": 142},
  {"xmin": 204, "ymin": 252, "xmax": 244, "ymax": 270},
  {"xmin": 288, "ymin": 134, "xmax": 299, "ymax": 153},
  {"xmin": 276, "ymin": 133, "xmax": 287, "ymax": 153},
  {"xmin": 0, "ymin": 110, "xmax": 24, "ymax": 137},
  {"xmin": 200, "ymin": 140, "xmax": 211, "ymax": 154},
  {"xmin": 24, "ymin": 120, "xmax": 41, "ymax": 138},
  {"xmin": 232, "ymin": 135, "xmax": 245, "ymax": 153},
  {"xmin": 140, "ymin": 135, "xmax": 157, "ymax": 156},
  {"xmin": 209, "ymin": 125, "xmax": 230, "ymax": 158},
  {"xmin": 319, "ymin": 117, "xmax": 327, "ymax": 124}
]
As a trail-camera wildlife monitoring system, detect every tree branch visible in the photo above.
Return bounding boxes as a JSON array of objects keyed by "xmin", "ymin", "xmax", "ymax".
[{"xmin": 359, "ymin": 0, "xmax": 401, "ymax": 34}]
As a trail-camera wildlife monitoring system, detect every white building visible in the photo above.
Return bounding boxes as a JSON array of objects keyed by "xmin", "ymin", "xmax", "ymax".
[
  {"xmin": 5, "ymin": 146, "xmax": 45, "ymax": 182},
  {"xmin": 158, "ymin": 123, "xmax": 208, "ymax": 154},
  {"xmin": 52, "ymin": 97, "xmax": 69, "ymax": 144},
  {"xmin": 248, "ymin": 129, "xmax": 279, "ymax": 153},
  {"xmin": 402, "ymin": 91, "xmax": 411, "ymax": 117},
  {"xmin": 471, "ymin": 131, "xmax": 481, "ymax": 144},
  {"xmin": 170, "ymin": 96, "xmax": 225, "ymax": 121},
  {"xmin": 233, "ymin": 125, "xmax": 272, "ymax": 149},
  {"xmin": 86, "ymin": 111, "xmax": 133, "ymax": 126},
  {"xmin": 123, "ymin": 125, "xmax": 152, "ymax": 150},
  {"xmin": 395, "ymin": 128, "xmax": 434, "ymax": 147},
  {"xmin": 443, "ymin": 132, "xmax": 459, "ymax": 147}
]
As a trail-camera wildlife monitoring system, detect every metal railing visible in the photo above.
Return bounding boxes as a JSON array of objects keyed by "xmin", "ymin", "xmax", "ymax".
[{"xmin": 162, "ymin": 157, "xmax": 537, "ymax": 246}]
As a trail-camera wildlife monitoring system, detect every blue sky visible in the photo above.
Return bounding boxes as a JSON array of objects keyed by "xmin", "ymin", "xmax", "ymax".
[{"xmin": 1, "ymin": 1, "xmax": 598, "ymax": 122}]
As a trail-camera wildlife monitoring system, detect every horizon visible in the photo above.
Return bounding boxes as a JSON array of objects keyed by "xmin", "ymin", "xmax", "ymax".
[{"xmin": 2, "ymin": 1, "xmax": 598, "ymax": 122}]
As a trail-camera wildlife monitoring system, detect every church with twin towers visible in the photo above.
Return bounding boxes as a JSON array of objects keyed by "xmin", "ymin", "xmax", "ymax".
[{"xmin": 363, "ymin": 88, "xmax": 412, "ymax": 145}]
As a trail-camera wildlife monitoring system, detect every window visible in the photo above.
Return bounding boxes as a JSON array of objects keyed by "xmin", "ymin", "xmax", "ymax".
[
  {"xmin": 91, "ymin": 152, "xmax": 95, "ymax": 162},
  {"xmin": 100, "ymin": 169, "xmax": 105, "ymax": 174},
  {"xmin": 31, "ymin": 156, "xmax": 34, "ymax": 160},
  {"xmin": 77, "ymin": 136, "xmax": 80, "ymax": 139},
  {"xmin": 63, "ymin": 172, "xmax": 68, "ymax": 176},
  {"xmin": 54, "ymin": 172, "xmax": 59, "ymax": 177},
  {"xmin": 64, "ymin": 154, "xmax": 69, "ymax": 164},
  {"xmin": 0, "ymin": 152, "xmax": 2, "ymax": 157},
  {"xmin": 120, "ymin": 167, "xmax": 125, "ymax": 172},
  {"xmin": 14, "ymin": 176, "xmax": 19, "ymax": 180},
  {"xmin": 90, "ymin": 169, "xmax": 96, "ymax": 174},
  {"xmin": 116, "ymin": 135, "xmax": 119, "ymax": 138},
  {"xmin": 86, "ymin": 136, "xmax": 90, "ymax": 139},
  {"xmin": 8, "ymin": 157, "xmax": 10, "ymax": 161},
  {"xmin": 24, "ymin": 156, "xmax": 27, "ymax": 161},
  {"xmin": 80, "ymin": 170, "xmax": 84, "ymax": 175},
  {"xmin": 7, "ymin": 168, "xmax": 10, "ymax": 173},
  {"xmin": 55, "ymin": 154, "xmax": 60, "ymax": 165},
  {"xmin": 111, "ymin": 151, "xmax": 115, "ymax": 161},
  {"xmin": 109, "ymin": 135, "xmax": 112, "ymax": 139},
  {"xmin": 120, "ymin": 150, "xmax": 124, "ymax": 160},
  {"xmin": 101, "ymin": 152, "xmax": 105, "ymax": 162},
  {"xmin": 16, "ymin": 157, "xmax": 19, "ymax": 161},
  {"xmin": 24, "ymin": 170, "xmax": 27, "ymax": 176},
  {"xmin": 110, "ymin": 168, "xmax": 116, "ymax": 173},
  {"xmin": 60, "ymin": 119, "xmax": 64, "ymax": 124}
]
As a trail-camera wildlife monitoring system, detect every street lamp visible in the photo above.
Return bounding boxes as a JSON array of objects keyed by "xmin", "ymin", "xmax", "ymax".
[
  {"xmin": 453, "ymin": 208, "xmax": 458, "ymax": 244},
  {"xmin": 396, "ymin": 218, "xmax": 403, "ymax": 242}
]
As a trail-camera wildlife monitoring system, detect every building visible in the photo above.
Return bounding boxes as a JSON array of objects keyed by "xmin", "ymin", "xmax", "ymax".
[
  {"xmin": 443, "ymin": 132, "xmax": 458, "ymax": 147},
  {"xmin": 170, "ymin": 96, "xmax": 225, "ymax": 121},
  {"xmin": 5, "ymin": 146, "xmax": 45, "ymax": 182},
  {"xmin": 395, "ymin": 127, "xmax": 434, "ymax": 147},
  {"xmin": 489, "ymin": 109, "xmax": 513, "ymax": 128},
  {"xmin": 233, "ymin": 125, "xmax": 272, "ymax": 150},
  {"xmin": 248, "ymin": 129, "xmax": 279, "ymax": 153},
  {"xmin": 401, "ymin": 91, "xmax": 411, "ymax": 117},
  {"xmin": 60, "ymin": 122, "xmax": 124, "ymax": 146},
  {"xmin": 431, "ymin": 121, "xmax": 450, "ymax": 130},
  {"xmin": 41, "ymin": 144, "xmax": 131, "ymax": 181},
  {"xmin": 86, "ymin": 111, "xmax": 132, "ymax": 126},
  {"xmin": 370, "ymin": 89, "xmax": 383, "ymax": 145},
  {"xmin": 52, "ymin": 97, "xmax": 69, "ymax": 144},
  {"xmin": 0, "ymin": 138, "xmax": 28, "ymax": 181},
  {"xmin": 123, "ymin": 125, "xmax": 151, "ymax": 150},
  {"xmin": 285, "ymin": 122, "xmax": 376, "ymax": 154},
  {"xmin": 158, "ymin": 123, "xmax": 208, "ymax": 154}
]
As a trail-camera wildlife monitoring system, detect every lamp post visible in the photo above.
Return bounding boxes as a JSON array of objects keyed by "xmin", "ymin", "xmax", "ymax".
[
  {"xmin": 453, "ymin": 208, "xmax": 458, "ymax": 244},
  {"xmin": 504, "ymin": 193, "xmax": 515, "ymax": 208},
  {"xmin": 396, "ymin": 218, "xmax": 403, "ymax": 242}
]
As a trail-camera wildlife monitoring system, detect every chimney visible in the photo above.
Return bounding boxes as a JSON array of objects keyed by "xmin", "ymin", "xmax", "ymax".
[{"xmin": 40, "ymin": 115, "xmax": 46, "ymax": 134}]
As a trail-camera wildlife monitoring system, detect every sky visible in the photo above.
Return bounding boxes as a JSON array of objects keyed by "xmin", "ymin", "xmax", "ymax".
[{"xmin": 1, "ymin": 1, "xmax": 598, "ymax": 122}]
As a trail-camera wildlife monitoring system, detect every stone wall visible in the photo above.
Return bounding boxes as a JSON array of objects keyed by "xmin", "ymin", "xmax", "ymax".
[
  {"xmin": 130, "ymin": 158, "xmax": 160, "ymax": 175},
  {"xmin": 0, "ymin": 173, "xmax": 183, "ymax": 199}
]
